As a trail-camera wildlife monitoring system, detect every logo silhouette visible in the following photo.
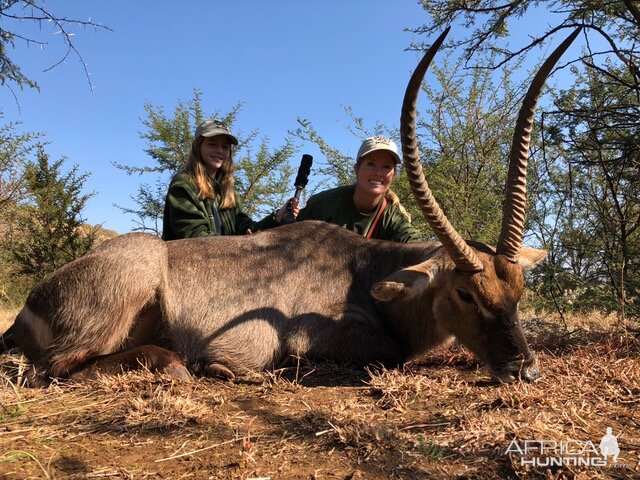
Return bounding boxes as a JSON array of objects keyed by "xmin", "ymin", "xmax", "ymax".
[{"xmin": 599, "ymin": 427, "xmax": 620, "ymax": 463}]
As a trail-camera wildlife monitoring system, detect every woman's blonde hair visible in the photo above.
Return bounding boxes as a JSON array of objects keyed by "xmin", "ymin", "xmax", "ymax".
[
  {"xmin": 384, "ymin": 189, "xmax": 412, "ymax": 222},
  {"xmin": 184, "ymin": 135, "xmax": 236, "ymax": 209}
]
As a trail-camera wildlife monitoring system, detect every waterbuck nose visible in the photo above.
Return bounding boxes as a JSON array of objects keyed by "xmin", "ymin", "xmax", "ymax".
[
  {"xmin": 518, "ymin": 354, "xmax": 541, "ymax": 382},
  {"xmin": 490, "ymin": 356, "xmax": 541, "ymax": 383},
  {"xmin": 521, "ymin": 364, "xmax": 541, "ymax": 382}
]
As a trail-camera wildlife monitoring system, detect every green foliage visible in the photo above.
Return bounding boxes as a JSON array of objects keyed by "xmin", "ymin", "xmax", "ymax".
[
  {"xmin": 117, "ymin": 89, "xmax": 297, "ymax": 234},
  {"xmin": 0, "ymin": 30, "xmax": 38, "ymax": 91},
  {"xmin": 418, "ymin": 55, "xmax": 524, "ymax": 243},
  {"xmin": 528, "ymin": 64, "xmax": 640, "ymax": 319},
  {"xmin": 7, "ymin": 147, "xmax": 96, "ymax": 282},
  {"xmin": 0, "ymin": 246, "xmax": 31, "ymax": 308},
  {"xmin": 293, "ymin": 117, "xmax": 355, "ymax": 187},
  {"xmin": 415, "ymin": 1, "xmax": 640, "ymax": 320},
  {"xmin": 0, "ymin": 116, "xmax": 43, "ymax": 211},
  {"xmin": 413, "ymin": 435, "xmax": 445, "ymax": 460},
  {"xmin": 293, "ymin": 56, "xmax": 521, "ymax": 243},
  {"xmin": 0, "ymin": 405, "xmax": 24, "ymax": 422},
  {"xmin": 0, "ymin": 116, "xmax": 45, "ymax": 305},
  {"xmin": 235, "ymin": 141, "xmax": 295, "ymax": 217}
]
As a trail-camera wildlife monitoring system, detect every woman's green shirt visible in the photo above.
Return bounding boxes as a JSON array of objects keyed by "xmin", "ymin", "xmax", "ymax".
[{"xmin": 297, "ymin": 185, "xmax": 422, "ymax": 243}]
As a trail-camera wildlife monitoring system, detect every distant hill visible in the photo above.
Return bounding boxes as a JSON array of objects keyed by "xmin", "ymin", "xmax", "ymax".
[{"xmin": 77, "ymin": 223, "xmax": 120, "ymax": 246}]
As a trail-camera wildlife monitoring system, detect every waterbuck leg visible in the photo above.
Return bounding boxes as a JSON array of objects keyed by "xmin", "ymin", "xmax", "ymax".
[
  {"xmin": 289, "ymin": 307, "xmax": 404, "ymax": 368},
  {"xmin": 204, "ymin": 362, "xmax": 236, "ymax": 380},
  {"xmin": 68, "ymin": 345, "xmax": 192, "ymax": 382}
]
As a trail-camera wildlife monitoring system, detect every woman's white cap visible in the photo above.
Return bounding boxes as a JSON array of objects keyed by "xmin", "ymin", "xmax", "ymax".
[{"xmin": 356, "ymin": 136, "xmax": 400, "ymax": 164}]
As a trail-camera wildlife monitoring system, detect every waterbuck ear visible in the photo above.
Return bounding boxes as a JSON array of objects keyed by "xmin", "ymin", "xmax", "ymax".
[
  {"xmin": 519, "ymin": 247, "xmax": 547, "ymax": 271},
  {"xmin": 371, "ymin": 260, "xmax": 440, "ymax": 302}
]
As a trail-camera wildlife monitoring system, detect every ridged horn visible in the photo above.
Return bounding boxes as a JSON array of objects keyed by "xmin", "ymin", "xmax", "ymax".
[
  {"xmin": 497, "ymin": 28, "xmax": 582, "ymax": 262},
  {"xmin": 400, "ymin": 27, "xmax": 484, "ymax": 272}
]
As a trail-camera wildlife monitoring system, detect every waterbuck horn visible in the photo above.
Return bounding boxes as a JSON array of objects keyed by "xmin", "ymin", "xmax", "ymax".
[
  {"xmin": 496, "ymin": 28, "xmax": 582, "ymax": 262},
  {"xmin": 400, "ymin": 27, "xmax": 484, "ymax": 272}
]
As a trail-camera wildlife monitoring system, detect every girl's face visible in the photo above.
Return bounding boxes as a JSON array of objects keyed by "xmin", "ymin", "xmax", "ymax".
[
  {"xmin": 199, "ymin": 135, "xmax": 231, "ymax": 174},
  {"xmin": 354, "ymin": 151, "xmax": 396, "ymax": 197}
]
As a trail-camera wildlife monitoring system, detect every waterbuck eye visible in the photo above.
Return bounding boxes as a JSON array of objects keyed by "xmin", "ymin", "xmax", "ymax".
[{"xmin": 456, "ymin": 289, "xmax": 475, "ymax": 305}]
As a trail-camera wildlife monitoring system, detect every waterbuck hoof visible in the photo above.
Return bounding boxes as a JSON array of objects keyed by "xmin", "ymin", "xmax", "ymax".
[
  {"xmin": 521, "ymin": 365, "xmax": 541, "ymax": 382},
  {"xmin": 162, "ymin": 363, "xmax": 193, "ymax": 383},
  {"xmin": 205, "ymin": 362, "xmax": 236, "ymax": 380},
  {"xmin": 25, "ymin": 366, "xmax": 51, "ymax": 388}
]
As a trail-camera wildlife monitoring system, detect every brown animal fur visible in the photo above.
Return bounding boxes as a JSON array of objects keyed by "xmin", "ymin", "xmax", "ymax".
[{"xmin": 2, "ymin": 221, "xmax": 544, "ymax": 385}]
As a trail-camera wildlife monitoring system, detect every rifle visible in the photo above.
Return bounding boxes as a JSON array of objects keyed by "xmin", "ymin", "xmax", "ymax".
[
  {"xmin": 280, "ymin": 153, "xmax": 313, "ymax": 225},
  {"xmin": 287, "ymin": 154, "xmax": 313, "ymax": 213}
]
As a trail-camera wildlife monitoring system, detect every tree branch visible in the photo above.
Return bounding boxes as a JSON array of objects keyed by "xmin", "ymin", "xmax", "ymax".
[{"xmin": 623, "ymin": 0, "xmax": 640, "ymax": 27}]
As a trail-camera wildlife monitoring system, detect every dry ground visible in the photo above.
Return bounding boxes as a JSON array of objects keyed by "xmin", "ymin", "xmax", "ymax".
[{"xmin": 0, "ymin": 310, "xmax": 638, "ymax": 479}]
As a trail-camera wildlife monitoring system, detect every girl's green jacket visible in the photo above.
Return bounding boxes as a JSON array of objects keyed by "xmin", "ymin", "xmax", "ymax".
[{"xmin": 162, "ymin": 173, "xmax": 278, "ymax": 240}]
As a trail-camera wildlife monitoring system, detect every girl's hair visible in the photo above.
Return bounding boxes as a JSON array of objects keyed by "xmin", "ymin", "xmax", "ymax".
[{"xmin": 184, "ymin": 135, "xmax": 236, "ymax": 209}]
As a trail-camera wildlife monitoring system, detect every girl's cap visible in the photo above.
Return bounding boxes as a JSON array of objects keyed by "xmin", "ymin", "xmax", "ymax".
[{"xmin": 195, "ymin": 120, "xmax": 238, "ymax": 145}]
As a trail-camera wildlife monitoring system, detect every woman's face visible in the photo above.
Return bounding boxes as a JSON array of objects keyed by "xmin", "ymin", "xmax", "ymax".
[
  {"xmin": 199, "ymin": 135, "xmax": 231, "ymax": 174},
  {"xmin": 354, "ymin": 151, "xmax": 396, "ymax": 197}
]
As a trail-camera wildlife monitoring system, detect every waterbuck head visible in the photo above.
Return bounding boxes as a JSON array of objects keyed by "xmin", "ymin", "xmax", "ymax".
[{"xmin": 372, "ymin": 28, "xmax": 581, "ymax": 382}]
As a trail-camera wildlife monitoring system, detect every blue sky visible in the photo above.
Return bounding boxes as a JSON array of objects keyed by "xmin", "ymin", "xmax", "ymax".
[
  {"xmin": 2, "ymin": 1, "xmax": 435, "ymax": 233},
  {"xmin": 2, "ymin": 1, "xmax": 585, "ymax": 235}
]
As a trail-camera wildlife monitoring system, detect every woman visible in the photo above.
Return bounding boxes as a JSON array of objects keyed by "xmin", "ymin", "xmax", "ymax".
[
  {"xmin": 297, "ymin": 136, "xmax": 421, "ymax": 243},
  {"xmin": 162, "ymin": 119, "xmax": 295, "ymax": 240}
]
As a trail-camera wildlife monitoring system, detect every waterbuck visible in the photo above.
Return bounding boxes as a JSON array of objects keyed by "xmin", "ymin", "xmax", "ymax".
[{"xmin": 0, "ymin": 28, "xmax": 580, "ymax": 387}]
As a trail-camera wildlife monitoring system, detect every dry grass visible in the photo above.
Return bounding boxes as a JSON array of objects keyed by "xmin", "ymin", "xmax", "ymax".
[
  {"xmin": 0, "ymin": 308, "xmax": 17, "ymax": 333},
  {"xmin": 0, "ymin": 310, "xmax": 638, "ymax": 479}
]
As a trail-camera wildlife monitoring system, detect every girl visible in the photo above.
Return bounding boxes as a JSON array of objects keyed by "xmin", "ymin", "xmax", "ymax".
[{"xmin": 162, "ymin": 120, "xmax": 295, "ymax": 240}]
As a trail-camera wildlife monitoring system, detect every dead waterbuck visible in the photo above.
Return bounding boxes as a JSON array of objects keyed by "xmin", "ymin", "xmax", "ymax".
[{"xmin": 0, "ymin": 28, "xmax": 580, "ymax": 386}]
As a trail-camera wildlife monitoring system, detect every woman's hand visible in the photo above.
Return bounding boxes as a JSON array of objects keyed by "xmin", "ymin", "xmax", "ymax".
[{"xmin": 276, "ymin": 198, "xmax": 299, "ymax": 225}]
